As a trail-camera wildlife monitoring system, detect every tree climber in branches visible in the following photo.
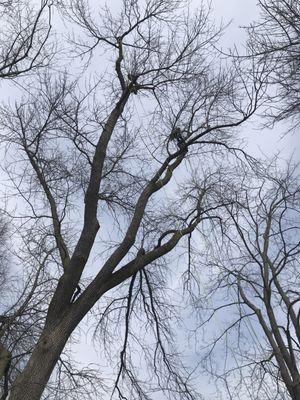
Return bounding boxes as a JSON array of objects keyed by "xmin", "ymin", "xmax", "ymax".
[
  {"xmin": 128, "ymin": 73, "xmax": 139, "ymax": 94},
  {"xmin": 169, "ymin": 126, "xmax": 187, "ymax": 150}
]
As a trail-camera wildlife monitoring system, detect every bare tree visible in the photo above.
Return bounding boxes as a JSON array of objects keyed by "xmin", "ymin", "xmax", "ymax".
[
  {"xmin": 0, "ymin": 2, "xmax": 78, "ymax": 398},
  {"xmin": 0, "ymin": 1, "xmax": 268, "ymax": 399},
  {"xmin": 0, "ymin": 0, "xmax": 53, "ymax": 79},
  {"xmin": 247, "ymin": 0, "xmax": 300, "ymax": 128},
  {"xmin": 0, "ymin": 215, "xmax": 10, "ymax": 386},
  {"xmin": 193, "ymin": 162, "xmax": 300, "ymax": 400},
  {"xmin": 0, "ymin": 224, "xmax": 102, "ymax": 400}
]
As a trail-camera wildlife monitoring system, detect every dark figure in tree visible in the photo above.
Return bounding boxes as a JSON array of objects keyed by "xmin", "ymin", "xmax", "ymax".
[{"xmin": 170, "ymin": 127, "xmax": 186, "ymax": 149}]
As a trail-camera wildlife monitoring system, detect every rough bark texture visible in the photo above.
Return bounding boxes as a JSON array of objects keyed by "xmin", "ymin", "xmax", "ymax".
[
  {"xmin": 0, "ymin": 342, "xmax": 10, "ymax": 380},
  {"xmin": 8, "ymin": 323, "xmax": 69, "ymax": 400}
]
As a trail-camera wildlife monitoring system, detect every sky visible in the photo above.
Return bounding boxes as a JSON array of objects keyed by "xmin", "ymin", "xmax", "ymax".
[
  {"xmin": 0, "ymin": 0, "xmax": 299, "ymax": 399},
  {"xmin": 213, "ymin": 0, "xmax": 298, "ymax": 158},
  {"xmin": 211, "ymin": 0, "xmax": 299, "ymax": 163},
  {"xmin": 70, "ymin": 0, "xmax": 299, "ymax": 397}
]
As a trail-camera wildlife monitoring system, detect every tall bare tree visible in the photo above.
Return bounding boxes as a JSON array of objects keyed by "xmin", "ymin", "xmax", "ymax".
[
  {"xmin": 0, "ymin": 2, "xmax": 53, "ymax": 398},
  {"xmin": 193, "ymin": 163, "xmax": 300, "ymax": 400},
  {"xmin": 0, "ymin": 0, "xmax": 53, "ymax": 79},
  {"xmin": 247, "ymin": 0, "xmax": 300, "ymax": 128},
  {"xmin": 0, "ymin": 1, "xmax": 267, "ymax": 399},
  {"xmin": 0, "ymin": 215, "xmax": 10, "ymax": 386}
]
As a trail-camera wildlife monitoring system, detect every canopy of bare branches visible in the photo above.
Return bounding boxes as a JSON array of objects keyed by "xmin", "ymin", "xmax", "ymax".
[{"xmin": 0, "ymin": 1, "xmax": 298, "ymax": 400}]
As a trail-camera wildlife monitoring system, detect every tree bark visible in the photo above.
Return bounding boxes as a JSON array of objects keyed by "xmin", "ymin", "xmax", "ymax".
[
  {"xmin": 291, "ymin": 385, "xmax": 300, "ymax": 400},
  {"xmin": 8, "ymin": 323, "xmax": 69, "ymax": 400},
  {"xmin": 0, "ymin": 342, "xmax": 11, "ymax": 380}
]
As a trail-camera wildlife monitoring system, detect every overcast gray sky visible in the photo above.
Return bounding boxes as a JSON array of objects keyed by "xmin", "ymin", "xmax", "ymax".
[
  {"xmin": 1, "ymin": 1, "xmax": 298, "ymax": 398},
  {"xmin": 211, "ymin": 0, "xmax": 299, "ymax": 163},
  {"xmin": 54, "ymin": 0, "xmax": 300, "ymax": 396},
  {"xmin": 72, "ymin": 0, "xmax": 299, "ymax": 397}
]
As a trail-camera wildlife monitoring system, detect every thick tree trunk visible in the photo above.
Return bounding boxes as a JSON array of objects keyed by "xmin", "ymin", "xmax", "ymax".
[
  {"xmin": 290, "ymin": 383, "xmax": 300, "ymax": 400},
  {"xmin": 0, "ymin": 342, "xmax": 11, "ymax": 379},
  {"xmin": 8, "ymin": 324, "xmax": 69, "ymax": 400}
]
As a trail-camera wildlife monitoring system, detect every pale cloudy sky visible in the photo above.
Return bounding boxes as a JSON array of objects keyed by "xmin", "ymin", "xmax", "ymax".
[
  {"xmin": 58, "ymin": 0, "xmax": 299, "ymax": 394},
  {"xmin": 211, "ymin": 0, "xmax": 299, "ymax": 163},
  {"xmin": 1, "ymin": 1, "xmax": 298, "ymax": 398},
  {"xmin": 74, "ymin": 0, "xmax": 299, "ymax": 397}
]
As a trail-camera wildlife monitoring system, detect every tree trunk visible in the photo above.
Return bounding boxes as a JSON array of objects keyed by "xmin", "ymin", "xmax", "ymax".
[
  {"xmin": 8, "ymin": 324, "xmax": 69, "ymax": 400},
  {"xmin": 0, "ymin": 342, "xmax": 11, "ymax": 379},
  {"xmin": 290, "ymin": 383, "xmax": 300, "ymax": 400}
]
